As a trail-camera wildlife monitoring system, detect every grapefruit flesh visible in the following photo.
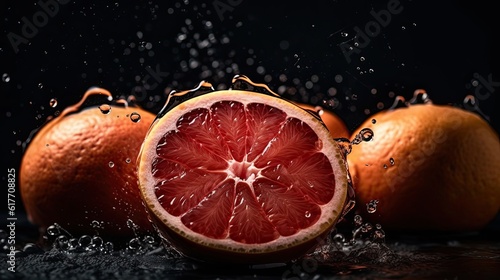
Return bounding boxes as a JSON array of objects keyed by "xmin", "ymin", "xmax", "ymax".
[{"xmin": 138, "ymin": 90, "xmax": 348, "ymax": 263}]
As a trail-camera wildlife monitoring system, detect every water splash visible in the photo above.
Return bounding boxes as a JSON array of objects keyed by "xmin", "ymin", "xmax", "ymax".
[
  {"xmin": 407, "ymin": 89, "xmax": 432, "ymax": 105},
  {"xmin": 463, "ymin": 94, "xmax": 490, "ymax": 121},
  {"xmin": 366, "ymin": 200, "xmax": 379, "ymax": 214},
  {"xmin": 389, "ymin": 95, "xmax": 406, "ymax": 109},
  {"xmin": 351, "ymin": 128, "xmax": 374, "ymax": 145},
  {"xmin": 40, "ymin": 221, "xmax": 164, "ymax": 256}
]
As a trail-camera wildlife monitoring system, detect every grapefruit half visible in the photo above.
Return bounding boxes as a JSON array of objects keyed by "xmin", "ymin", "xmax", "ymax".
[{"xmin": 137, "ymin": 90, "xmax": 349, "ymax": 263}]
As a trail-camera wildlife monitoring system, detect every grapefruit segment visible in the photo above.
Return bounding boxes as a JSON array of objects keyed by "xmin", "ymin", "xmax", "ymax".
[
  {"xmin": 254, "ymin": 118, "xmax": 321, "ymax": 168},
  {"xmin": 138, "ymin": 90, "xmax": 348, "ymax": 263},
  {"xmin": 181, "ymin": 179, "xmax": 235, "ymax": 239},
  {"xmin": 230, "ymin": 182, "xmax": 280, "ymax": 244},
  {"xmin": 245, "ymin": 103, "xmax": 287, "ymax": 162},
  {"xmin": 253, "ymin": 178, "xmax": 321, "ymax": 236}
]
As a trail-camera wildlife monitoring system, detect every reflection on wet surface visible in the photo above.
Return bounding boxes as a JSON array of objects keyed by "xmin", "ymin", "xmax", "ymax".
[{"xmin": 3, "ymin": 214, "xmax": 499, "ymax": 279}]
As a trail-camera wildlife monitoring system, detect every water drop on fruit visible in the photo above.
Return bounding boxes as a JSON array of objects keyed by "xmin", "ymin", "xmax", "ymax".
[
  {"xmin": 99, "ymin": 104, "xmax": 112, "ymax": 114},
  {"xmin": 389, "ymin": 158, "xmax": 395, "ymax": 165},
  {"xmin": 38, "ymin": 83, "xmax": 44, "ymax": 89},
  {"xmin": 108, "ymin": 161, "xmax": 115, "ymax": 168},
  {"xmin": 366, "ymin": 200, "xmax": 379, "ymax": 214},
  {"xmin": 371, "ymin": 119, "xmax": 376, "ymax": 124},
  {"xmin": 125, "ymin": 158, "xmax": 131, "ymax": 164},
  {"xmin": 383, "ymin": 164, "xmax": 388, "ymax": 169},
  {"xmin": 352, "ymin": 128, "xmax": 374, "ymax": 145},
  {"xmin": 130, "ymin": 112, "xmax": 141, "ymax": 122}
]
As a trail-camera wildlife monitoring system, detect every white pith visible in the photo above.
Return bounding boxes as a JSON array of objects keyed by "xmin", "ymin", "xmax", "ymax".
[{"xmin": 138, "ymin": 90, "xmax": 348, "ymax": 253}]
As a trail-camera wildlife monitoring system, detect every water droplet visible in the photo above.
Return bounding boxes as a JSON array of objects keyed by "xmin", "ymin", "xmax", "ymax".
[
  {"xmin": 104, "ymin": 241, "xmax": 114, "ymax": 253},
  {"xmin": 333, "ymin": 233, "xmax": 346, "ymax": 247},
  {"xmin": 91, "ymin": 220, "xmax": 102, "ymax": 229},
  {"xmin": 390, "ymin": 95, "xmax": 407, "ymax": 109},
  {"xmin": 408, "ymin": 89, "xmax": 432, "ymax": 105},
  {"xmin": 46, "ymin": 224, "xmax": 61, "ymax": 236},
  {"xmin": 368, "ymin": 68, "xmax": 374, "ymax": 73},
  {"xmin": 362, "ymin": 222, "xmax": 373, "ymax": 233},
  {"xmin": 371, "ymin": 119, "xmax": 376, "ymax": 124},
  {"xmin": 2, "ymin": 73, "xmax": 10, "ymax": 82},
  {"xmin": 389, "ymin": 158, "xmax": 395, "ymax": 165},
  {"xmin": 130, "ymin": 112, "xmax": 141, "ymax": 122},
  {"xmin": 49, "ymin": 98, "xmax": 58, "ymax": 108},
  {"xmin": 353, "ymin": 214, "xmax": 363, "ymax": 226},
  {"xmin": 366, "ymin": 200, "xmax": 379, "ymax": 214},
  {"xmin": 340, "ymin": 32, "xmax": 348, "ymax": 37},
  {"xmin": 99, "ymin": 104, "xmax": 112, "ymax": 114},
  {"xmin": 373, "ymin": 230, "xmax": 386, "ymax": 241},
  {"xmin": 128, "ymin": 237, "xmax": 141, "ymax": 250},
  {"xmin": 23, "ymin": 243, "xmax": 43, "ymax": 254},
  {"xmin": 68, "ymin": 238, "xmax": 79, "ymax": 249},
  {"xmin": 78, "ymin": 235, "xmax": 92, "ymax": 248},
  {"xmin": 383, "ymin": 164, "xmax": 388, "ymax": 169},
  {"xmin": 55, "ymin": 235, "xmax": 69, "ymax": 250},
  {"xmin": 38, "ymin": 83, "xmax": 44, "ymax": 89},
  {"xmin": 108, "ymin": 161, "xmax": 115, "ymax": 168},
  {"xmin": 360, "ymin": 57, "xmax": 365, "ymax": 62},
  {"xmin": 352, "ymin": 128, "xmax": 374, "ymax": 145},
  {"xmin": 305, "ymin": 211, "xmax": 312, "ymax": 218},
  {"xmin": 143, "ymin": 235, "xmax": 156, "ymax": 244},
  {"xmin": 125, "ymin": 158, "xmax": 131, "ymax": 164},
  {"xmin": 91, "ymin": 236, "xmax": 103, "ymax": 247}
]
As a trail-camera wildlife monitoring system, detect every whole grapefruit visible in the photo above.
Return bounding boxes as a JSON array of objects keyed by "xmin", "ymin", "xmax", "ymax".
[
  {"xmin": 20, "ymin": 88, "xmax": 156, "ymax": 237},
  {"xmin": 348, "ymin": 100, "xmax": 500, "ymax": 232}
]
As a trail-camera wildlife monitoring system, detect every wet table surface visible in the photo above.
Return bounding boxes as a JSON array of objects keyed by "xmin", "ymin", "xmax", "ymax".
[{"xmin": 2, "ymin": 214, "xmax": 500, "ymax": 280}]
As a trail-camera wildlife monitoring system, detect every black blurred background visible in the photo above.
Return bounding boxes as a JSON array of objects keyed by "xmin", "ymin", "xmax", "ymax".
[{"xmin": 1, "ymin": 0, "xmax": 498, "ymax": 218}]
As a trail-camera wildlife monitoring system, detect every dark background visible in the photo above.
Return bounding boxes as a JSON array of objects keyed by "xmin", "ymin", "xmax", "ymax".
[{"xmin": 1, "ymin": 0, "xmax": 498, "ymax": 219}]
